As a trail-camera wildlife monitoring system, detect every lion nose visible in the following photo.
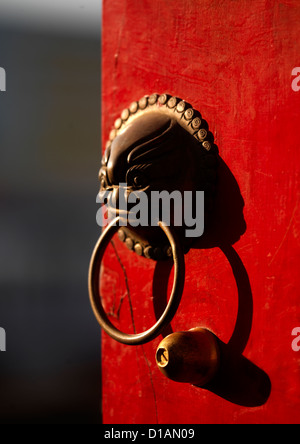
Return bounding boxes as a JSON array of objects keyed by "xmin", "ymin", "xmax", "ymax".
[{"xmin": 110, "ymin": 185, "xmax": 129, "ymax": 209}]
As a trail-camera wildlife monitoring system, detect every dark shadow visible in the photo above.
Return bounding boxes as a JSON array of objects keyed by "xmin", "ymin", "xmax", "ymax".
[
  {"xmin": 194, "ymin": 156, "xmax": 247, "ymax": 249},
  {"xmin": 199, "ymin": 244, "xmax": 271, "ymax": 406},
  {"xmin": 152, "ymin": 260, "xmax": 174, "ymax": 338},
  {"xmin": 203, "ymin": 338, "xmax": 272, "ymax": 407},
  {"xmin": 152, "ymin": 154, "xmax": 271, "ymax": 407},
  {"xmin": 220, "ymin": 244, "xmax": 253, "ymax": 355}
]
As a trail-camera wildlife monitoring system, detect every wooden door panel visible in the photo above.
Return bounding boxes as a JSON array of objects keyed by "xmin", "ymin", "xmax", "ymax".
[{"xmin": 100, "ymin": 0, "xmax": 300, "ymax": 424}]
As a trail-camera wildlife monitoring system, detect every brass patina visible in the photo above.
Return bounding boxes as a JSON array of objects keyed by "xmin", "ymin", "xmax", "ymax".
[{"xmin": 99, "ymin": 93, "xmax": 218, "ymax": 260}]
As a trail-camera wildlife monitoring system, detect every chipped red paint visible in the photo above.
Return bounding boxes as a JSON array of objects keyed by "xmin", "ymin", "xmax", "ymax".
[{"xmin": 101, "ymin": 0, "xmax": 300, "ymax": 424}]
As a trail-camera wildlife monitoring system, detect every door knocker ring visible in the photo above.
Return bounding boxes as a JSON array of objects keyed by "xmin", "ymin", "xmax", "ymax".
[{"xmin": 88, "ymin": 216, "xmax": 185, "ymax": 345}]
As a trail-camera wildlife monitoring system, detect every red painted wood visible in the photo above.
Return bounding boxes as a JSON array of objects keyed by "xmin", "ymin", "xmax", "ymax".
[{"xmin": 101, "ymin": 0, "xmax": 300, "ymax": 424}]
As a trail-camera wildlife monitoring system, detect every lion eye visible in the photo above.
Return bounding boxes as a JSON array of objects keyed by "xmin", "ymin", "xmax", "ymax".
[
  {"xmin": 126, "ymin": 168, "xmax": 149, "ymax": 189},
  {"xmin": 133, "ymin": 175, "xmax": 144, "ymax": 187}
]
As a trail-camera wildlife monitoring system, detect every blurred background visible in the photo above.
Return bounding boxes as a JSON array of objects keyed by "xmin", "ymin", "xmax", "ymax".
[{"xmin": 0, "ymin": 0, "xmax": 102, "ymax": 423}]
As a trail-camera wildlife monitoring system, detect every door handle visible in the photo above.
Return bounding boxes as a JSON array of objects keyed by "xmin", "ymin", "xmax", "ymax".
[
  {"xmin": 89, "ymin": 216, "xmax": 185, "ymax": 345},
  {"xmin": 88, "ymin": 93, "xmax": 218, "ymax": 346}
]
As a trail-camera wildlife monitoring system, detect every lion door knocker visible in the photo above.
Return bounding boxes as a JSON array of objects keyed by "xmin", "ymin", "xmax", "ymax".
[{"xmin": 89, "ymin": 93, "xmax": 220, "ymax": 385}]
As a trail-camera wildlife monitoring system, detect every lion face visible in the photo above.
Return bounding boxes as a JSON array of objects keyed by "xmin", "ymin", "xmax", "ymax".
[{"xmin": 99, "ymin": 96, "xmax": 218, "ymax": 260}]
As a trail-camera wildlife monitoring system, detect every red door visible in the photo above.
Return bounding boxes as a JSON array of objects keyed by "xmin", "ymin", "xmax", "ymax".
[{"xmin": 98, "ymin": 0, "xmax": 300, "ymax": 424}]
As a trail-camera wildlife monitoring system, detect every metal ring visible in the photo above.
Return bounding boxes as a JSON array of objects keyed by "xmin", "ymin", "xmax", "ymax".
[{"xmin": 88, "ymin": 217, "xmax": 185, "ymax": 345}]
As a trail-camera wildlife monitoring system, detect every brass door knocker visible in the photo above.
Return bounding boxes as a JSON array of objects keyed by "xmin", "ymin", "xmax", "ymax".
[
  {"xmin": 88, "ymin": 93, "xmax": 218, "ymax": 346},
  {"xmin": 89, "ymin": 216, "xmax": 185, "ymax": 345}
]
